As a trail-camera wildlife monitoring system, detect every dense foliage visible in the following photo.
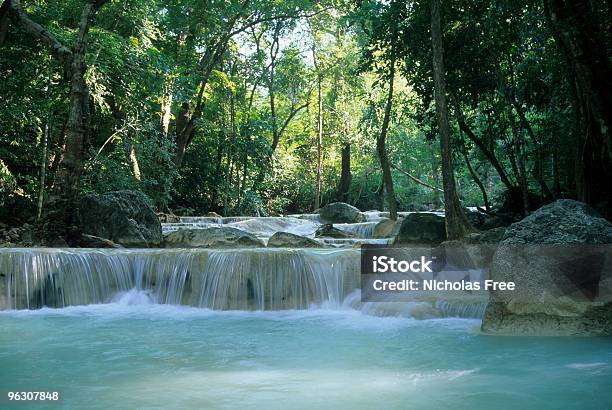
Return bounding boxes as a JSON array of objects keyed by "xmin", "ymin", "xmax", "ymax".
[{"xmin": 1, "ymin": 0, "xmax": 610, "ymax": 224}]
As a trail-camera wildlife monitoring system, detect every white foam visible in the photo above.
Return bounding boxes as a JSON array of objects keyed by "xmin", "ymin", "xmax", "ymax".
[{"xmin": 566, "ymin": 362, "xmax": 607, "ymax": 370}]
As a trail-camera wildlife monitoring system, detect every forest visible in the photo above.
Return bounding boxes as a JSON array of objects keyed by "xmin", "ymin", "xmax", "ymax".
[{"xmin": 0, "ymin": 0, "xmax": 610, "ymax": 245}]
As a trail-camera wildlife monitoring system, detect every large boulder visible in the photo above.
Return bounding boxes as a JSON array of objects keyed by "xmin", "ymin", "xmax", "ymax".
[
  {"xmin": 319, "ymin": 202, "xmax": 364, "ymax": 223},
  {"xmin": 79, "ymin": 190, "xmax": 162, "ymax": 248},
  {"xmin": 396, "ymin": 213, "xmax": 446, "ymax": 245},
  {"xmin": 267, "ymin": 231, "xmax": 323, "ymax": 248},
  {"xmin": 482, "ymin": 200, "xmax": 612, "ymax": 335},
  {"xmin": 164, "ymin": 226, "xmax": 265, "ymax": 248}
]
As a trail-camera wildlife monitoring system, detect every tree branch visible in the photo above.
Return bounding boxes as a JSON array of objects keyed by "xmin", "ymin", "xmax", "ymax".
[
  {"xmin": 8, "ymin": 0, "xmax": 72, "ymax": 74},
  {"xmin": 391, "ymin": 163, "xmax": 443, "ymax": 192},
  {"xmin": 277, "ymin": 101, "xmax": 309, "ymax": 142}
]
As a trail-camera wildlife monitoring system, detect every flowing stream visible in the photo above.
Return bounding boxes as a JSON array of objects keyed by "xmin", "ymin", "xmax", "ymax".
[{"xmin": 0, "ymin": 214, "xmax": 610, "ymax": 409}]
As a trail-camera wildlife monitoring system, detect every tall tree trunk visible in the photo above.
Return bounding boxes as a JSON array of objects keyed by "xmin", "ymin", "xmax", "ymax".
[
  {"xmin": 338, "ymin": 143, "xmax": 352, "ymax": 203},
  {"xmin": 506, "ymin": 103, "xmax": 530, "ymax": 216},
  {"xmin": 0, "ymin": 0, "xmax": 10, "ymax": 45},
  {"xmin": 19, "ymin": 0, "xmax": 109, "ymax": 244},
  {"xmin": 312, "ymin": 41, "xmax": 323, "ymax": 211},
  {"xmin": 37, "ymin": 117, "xmax": 49, "ymax": 221},
  {"xmin": 127, "ymin": 140, "xmax": 141, "ymax": 181},
  {"xmin": 210, "ymin": 132, "xmax": 225, "ymax": 209},
  {"xmin": 429, "ymin": 142, "xmax": 441, "ymax": 208},
  {"xmin": 377, "ymin": 27, "xmax": 398, "ymax": 220},
  {"xmin": 268, "ymin": 23, "xmax": 281, "ymax": 153},
  {"xmin": 430, "ymin": 0, "xmax": 473, "ymax": 239},
  {"xmin": 160, "ymin": 77, "xmax": 174, "ymax": 137},
  {"xmin": 544, "ymin": 0, "xmax": 612, "ymax": 216}
]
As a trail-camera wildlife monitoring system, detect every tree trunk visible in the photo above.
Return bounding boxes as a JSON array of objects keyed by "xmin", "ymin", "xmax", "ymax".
[
  {"xmin": 37, "ymin": 117, "xmax": 49, "ymax": 221},
  {"xmin": 0, "ymin": 0, "xmax": 10, "ymax": 45},
  {"xmin": 544, "ymin": 0, "xmax": 612, "ymax": 216},
  {"xmin": 268, "ymin": 24, "xmax": 281, "ymax": 153},
  {"xmin": 454, "ymin": 100, "xmax": 515, "ymax": 192},
  {"xmin": 36, "ymin": 0, "xmax": 108, "ymax": 244},
  {"xmin": 160, "ymin": 77, "xmax": 174, "ymax": 137},
  {"xmin": 338, "ymin": 143, "xmax": 352, "ymax": 203},
  {"xmin": 377, "ymin": 32, "xmax": 398, "ymax": 220},
  {"xmin": 127, "ymin": 140, "xmax": 141, "ymax": 181},
  {"xmin": 173, "ymin": 2, "xmax": 250, "ymax": 168},
  {"xmin": 313, "ymin": 42, "xmax": 323, "ymax": 211},
  {"xmin": 430, "ymin": 0, "xmax": 473, "ymax": 239},
  {"xmin": 210, "ymin": 132, "xmax": 225, "ymax": 209},
  {"xmin": 429, "ymin": 142, "xmax": 441, "ymax": 207},
  {"xmin": 461, "ymin": 147, "xmax": 490, "ymax": 211},
  {"xmin": 514, "ymin": 100, "xmax": 553, "ymax": 199}
]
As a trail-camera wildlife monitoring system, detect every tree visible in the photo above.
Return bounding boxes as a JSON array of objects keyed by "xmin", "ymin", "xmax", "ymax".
[
  {"xmin": 544, "ymin": 0, "xmax": 612, "ymax": 216},
  {"xmin": 6, "ymin": 0, "xmax": 110, "ymax": 244},
  {"xmin": 430, "ymin": 0, "xmax": 473, "ymax": 238}
]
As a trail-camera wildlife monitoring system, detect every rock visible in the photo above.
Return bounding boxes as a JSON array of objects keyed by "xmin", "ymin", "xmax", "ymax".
[
  {"xmin": 465, "ymin": 208, "xmax": 486, "ymax": 229},
  {"xmin": 396, "ymin": 213, "xmax": 446, "ymax": 245},
  {"xmin": 164, "ymin": 227, "xmax": 265, "ymax": 248},
  {"xmin": 465, "ymin": 208, "xmax": 515, "ymax": 230},
  {"xmin": 466, "ymin": 227, "xmax": 507, "ymax": 244},
  {"xmin": 482, "ymin": 200, "xmax": 612, "ymax": 336},
  {"xmin": 157, "ymin": 213, "xmax": 180, "ymax": 223},
  {"xmin": 315, "ymin": 224, "xmax": 354, "ymax": 239},
  {"xmin": 205, "ymin": 211, "xmax": 222, "ymax": 217},
  {"xmin": 267, "ymin": 231, "xmax": 323, "ymax": 248},
  {"xmin": 500, "ymin": 199, "xmax": 612, "ymax": 244},
  {"xmin": 481, "ymin": 214, "xmax": 516, "ymax": 230},
  {"xmin": 373, "ymin": 218, "xmax": 402, "ymax": 238},
  {"xmin": 79, "ymin": 190, "xmax": 162, "ymax": 248},
  {"xmin": 78, "ymin": 234, "xmax": 123, "ymax": 248},
  {"xmin": 319, "ymin": 202, "xmax": 364, "ymax": 223}
]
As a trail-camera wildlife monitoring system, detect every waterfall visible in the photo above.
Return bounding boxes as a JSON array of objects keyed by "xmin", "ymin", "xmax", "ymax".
[
  {"xmin": 334, "ymin": 222, "xmax": 379, "ymax": 238},
  {"xmin": 0, "ymin": 247, "xmax": 486, "ymax": 318},
  {"xmin": 0, "ymin": 248, "xmax": 359, "ymax": 311}
]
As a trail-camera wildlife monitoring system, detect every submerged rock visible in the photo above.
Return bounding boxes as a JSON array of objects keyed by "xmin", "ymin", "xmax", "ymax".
[
  {"xmin": 267, "ymin": 231, "xmax": 323, "ymax": 248},
  {"xmin": 315, "ymin": 224, "xmax": 355, "ymax": 239},
  {"xmin": 164, "ymin": 226, "xmax": 265, "ymax": 248},
  {"xmin": 396, "ymin": 213, "xmax": 446, "ymax": 244},
  {"xmin": 79, "ymin": 190, "xmax": 162, "ymax": 248},
  {"xmin": 319, "ymin": 202, "xmax": 364, "ymax": 223},
  {"xmin": 373, "ymin": 218, "xmax": 402, "ymax": 238},
  {"xmin": 482, "ymin": 200, "xmax": 612, "ymax": 336}
]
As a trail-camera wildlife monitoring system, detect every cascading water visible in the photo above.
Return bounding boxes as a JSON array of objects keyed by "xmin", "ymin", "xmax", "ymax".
[
  {"xmin": 334, "ymin": 222, "xmax": 379, "ymax": 238},
  {"xmin": 0, "ymin": 249, "xmax": 133, "ymax": 309},
  {"xmin": 0, "ymin": 248, "xmax": 360, "ymax": 311},
  {"xmin": 0, "ymin": 247, "xmax": 487, "ymax": 318}
]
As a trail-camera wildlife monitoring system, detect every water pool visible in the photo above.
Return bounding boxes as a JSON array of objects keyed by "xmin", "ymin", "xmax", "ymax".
[{"xmin": 1, "ymin": 299, "xmax": 611, "ymax": 409}]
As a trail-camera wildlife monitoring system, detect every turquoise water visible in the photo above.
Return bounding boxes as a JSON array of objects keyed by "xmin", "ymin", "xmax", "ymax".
[{"xmin": 1, "ymin": 299, "xmax": 611, "ymax": 409}]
